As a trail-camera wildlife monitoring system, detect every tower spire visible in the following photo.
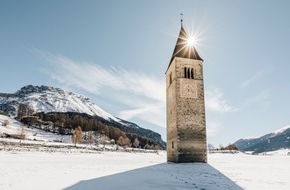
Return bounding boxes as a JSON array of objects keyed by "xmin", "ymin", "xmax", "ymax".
[
  {"xmin": 165, "ymin": 20, "xmax": 203, "ymax": 72},
  {"xmin": 180, "ymin": 13, "xmax": 183, "ymax": 27}
]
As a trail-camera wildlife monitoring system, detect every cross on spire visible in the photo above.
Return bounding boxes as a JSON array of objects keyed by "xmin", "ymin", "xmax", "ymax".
[{"xmin": 180, "ymin": 13, "xmax": 183, "ymax": 26}]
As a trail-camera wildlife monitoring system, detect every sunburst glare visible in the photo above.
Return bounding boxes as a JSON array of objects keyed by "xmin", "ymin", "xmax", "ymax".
[
  {"xmin": 162, "ymin": 19, "xmax": 207, "ymax": 58},
  {"xmin": 187, "ymin": 36, "xmax": 197, "ymax": 47}
]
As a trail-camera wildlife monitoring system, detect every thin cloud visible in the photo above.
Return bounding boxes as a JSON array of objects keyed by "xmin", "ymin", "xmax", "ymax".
[
  {"xmin": 240, "ymin": 70, "xmax": 264, "ymax": 89},
  {"xmin": 37, "ymin": 50, "xmax": 238, "ymax": 135},
  {"xmin": 37, "ymin": 51, "xmax": 166, "ymax": 128},
  {"xmin": 239, "ymin": 91, "xmax": 271, "ymax": 110},
  {"xmin": 205, "ymin": 88, "xmax": 236, "ymax": 113},
  {"xmin": 118, "ymin": 103, "xmax": 165, "ymax": 127}
]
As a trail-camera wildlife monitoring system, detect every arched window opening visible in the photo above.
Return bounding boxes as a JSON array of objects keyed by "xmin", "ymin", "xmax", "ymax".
[
  {"xmin": 184, "ymin": 67, "xmax": 195, "ymax": 79},
  {"xmin": 169, "ymin": 73, "xmax": 172, "ymax": 84},
  {"xmin": 191, "ymin": 69, "xmax": 194, "ymax": 79},
  {"xmin": 172, "ymin": 141, "xmax": 174, "ymax": 149}
]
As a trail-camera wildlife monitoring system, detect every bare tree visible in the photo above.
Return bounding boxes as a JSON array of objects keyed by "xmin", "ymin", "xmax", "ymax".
[
  {"xmin": 17, "ymin": 103, "xmax": 28, "ymax": 120},
  {"xmin": 133, "ymin": 138, "xmax": 140, "ymax": 148},
  {"xmin": 100, "ymin": 135, "xmax": 109, "ymax": 148},
  {"xmin": 76, "ymin": 126, "xmax": 82, "ymax": 144},
  {"xmin": 18, "ymin": 125, "xmax": 26, "ymax": 143},
  {"xmin": 124, "ymin": 137, "xmax": 132, "ymax": 147},
  {"xmin": 117, "ymin": 136, "xmax": 125, "ymax": 146},
  {"xmin": 17, "ymin": 103, "xmax": 34, "ymax": 120},
  {"xmin": 87, "ymin": 131, "xmax": 94, "ymax": 146},
  {"xmin": 208, "ymin": 143, "xmax": 215, "ymax": 153},
  {"xmin": 72, "ymin": 126, "xmax": 82, "ymax": 145},
  {"xmin": 117, "ymin": 136, "xmax": 132, "ymax": 148},
  {"xmin": 94, "ymin": 131, "xmax": 101, "ymax": 145}
]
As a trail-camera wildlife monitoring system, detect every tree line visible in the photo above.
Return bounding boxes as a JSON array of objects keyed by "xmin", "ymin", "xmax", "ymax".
[{"xmin": 26, "ymin": 111, "xmax": 161, "ymax": 149}]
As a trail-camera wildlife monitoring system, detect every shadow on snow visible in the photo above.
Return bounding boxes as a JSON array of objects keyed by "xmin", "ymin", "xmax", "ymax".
[{"xmin": 64, "ymin": 163, "xmax": 242, "ymax": 190}]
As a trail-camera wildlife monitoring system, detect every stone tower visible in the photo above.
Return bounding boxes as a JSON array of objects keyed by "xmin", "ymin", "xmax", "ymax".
[{"xmin": 166, "ymin": 25, "xmax": 207, "ymax": 163}]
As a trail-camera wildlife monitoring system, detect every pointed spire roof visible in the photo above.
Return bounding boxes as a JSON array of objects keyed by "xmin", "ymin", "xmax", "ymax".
[
  {"xmin": 171, "ymin": 26, "xmax": 203, "ymax": 61},
  {"xmin": 166, "ymin": 26, "xmax": 203, "ymax": 72}
]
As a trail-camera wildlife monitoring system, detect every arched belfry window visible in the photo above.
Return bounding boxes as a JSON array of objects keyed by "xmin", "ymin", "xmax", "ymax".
[
  {"xmin": 191, "ymin": 68, "xmax": 194, "ymax": 79},
  {"xmin": 184, "ymin": 67, "xmax": 194, "ymax": 79}
]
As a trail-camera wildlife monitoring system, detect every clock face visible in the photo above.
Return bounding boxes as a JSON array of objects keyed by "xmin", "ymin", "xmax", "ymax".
[
  {"xmin": 183, "ymin": 84, "xmax": 194, "ymax": 96},
  {"xmin": 180, "ymin": 80, "xmax": 197, "ymax": 98}
]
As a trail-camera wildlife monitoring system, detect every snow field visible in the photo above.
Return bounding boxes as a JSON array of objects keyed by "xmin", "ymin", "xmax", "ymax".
[
  {"xmin": 1, "ymin": 114, "xmax": 290, "ymax": 189},
  {"xmin": 209, "ymin": 153, "xmax": 290, "ymax": 190},
  {"xmin": 0, "ymin": 151, "xmax": 165, "ymax": 190},
  {"xmin": 0, "ymin": 114, "xmax": 71, "ymax": 143},
  {"xmin": 1, "ymin": 150, "xmax": 290, "ymax": 190}
]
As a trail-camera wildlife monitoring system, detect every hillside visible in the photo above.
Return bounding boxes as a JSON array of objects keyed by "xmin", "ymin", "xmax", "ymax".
[
  {"xmin": 234, "ymin": 126, "xmax": 290, "ymax": 153},
  {"xmin": 0, "ymin": 85, "xmax": 165, "ymax": 149},
  {"xmin": 0, "ymin": 114, "xmax": 71, "ymax": 143},
  {"xmin": 0, "ymin": 85, "xmax": 120, "ymax": 121}
]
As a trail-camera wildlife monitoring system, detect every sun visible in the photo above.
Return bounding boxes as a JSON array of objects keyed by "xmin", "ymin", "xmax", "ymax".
[{"xmin": 187, "ymin": 36, "xmax": 197, "ymax": 47}]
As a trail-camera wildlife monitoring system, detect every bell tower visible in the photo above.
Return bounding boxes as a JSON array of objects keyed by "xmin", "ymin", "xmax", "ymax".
[{"xmin": 166, "ymin": 23, "xmax": 207, "ymax": 163}]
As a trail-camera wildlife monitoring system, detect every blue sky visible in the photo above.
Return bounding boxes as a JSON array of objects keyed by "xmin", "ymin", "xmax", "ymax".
[{"xmin": 1, "ymin": 0, "xmax": 290, "ymax": 147}]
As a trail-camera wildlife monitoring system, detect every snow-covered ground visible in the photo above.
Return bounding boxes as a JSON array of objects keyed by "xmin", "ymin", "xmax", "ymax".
[
  {"xmin": 209, "ymin": 152, "xmax": 290, "ymax": 190},
  {"xmin": 0, "ymin": 114, "xmax": 71, "ymax": 143},
  {"xmin": 1, "ymin": 114, "xmax": 290, "ymax": 189},
  {"xmin": 0, "ymin": 150, "xmax": 289, "ymax": 190}
]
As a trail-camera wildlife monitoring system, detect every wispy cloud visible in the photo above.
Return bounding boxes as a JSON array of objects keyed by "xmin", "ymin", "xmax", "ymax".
[
  {"xmin": 37, "ymin": 51, "xmax": 240, "ymax": 137},
  {"xmin": 205, "ymin": 88, "xmax": 236, "ymax": 113},
  {"xmin": 240, "ymin": 91, "xmax": 271, "ymax": 110},
  {"xmin": 240, "ymin": 70, "xmax": 264, "ymax": 89},
  {"xmin": 37, "ymin": 51, "xmax": 166, "ymax": 128}
]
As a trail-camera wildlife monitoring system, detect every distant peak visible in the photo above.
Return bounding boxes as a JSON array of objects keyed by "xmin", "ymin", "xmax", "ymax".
[
  {"xmin": 274, "ymin": 125, "xmax": 290, "ymax": 135},
  {"xmin": 16, "ymin": 85, "xmax": 62, "ymax": 95}
]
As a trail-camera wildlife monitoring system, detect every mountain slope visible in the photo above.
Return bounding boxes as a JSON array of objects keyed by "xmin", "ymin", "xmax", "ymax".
[
  {"xmin": 0, "ymin": 85, "xmax": 119, "ymax": 122},
  {"xmin": 0, "ymin": 85, "xmax": 165, "ymax": 148},
  {"xmin": 234, "ymin": 126, "xmax": 290, "ymax": 153},
  {"xmin": 0, "ymin": 114, "xmax": 71, "ymax": 142}
]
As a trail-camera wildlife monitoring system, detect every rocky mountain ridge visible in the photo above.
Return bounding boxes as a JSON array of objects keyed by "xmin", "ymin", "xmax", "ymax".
[
  {"xmin": 0, "ymin": 85, "xmax": 165, "ymax": 149},
  {"xmin": 234, "ymin": 126, "xmax": 290, "ymax": 153},
  {"xmin": 0, "ymin": 85, "xmax": 119, "ymax": 121}
]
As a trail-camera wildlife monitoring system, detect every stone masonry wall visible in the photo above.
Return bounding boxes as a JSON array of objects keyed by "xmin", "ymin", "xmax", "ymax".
[{"xmin": 166, "ymin": 57, "xmax": 207, "ymax": 163}]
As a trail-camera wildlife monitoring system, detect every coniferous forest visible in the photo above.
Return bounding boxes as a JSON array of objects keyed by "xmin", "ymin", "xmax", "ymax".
[{"xmin": 23, "ymin": 112, "xmax": 164, "ymax": 150}]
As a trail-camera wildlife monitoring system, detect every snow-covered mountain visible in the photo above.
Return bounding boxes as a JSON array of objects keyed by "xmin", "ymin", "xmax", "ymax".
[
  {"xmin": 234, "ymin": 126, "xmax": 290, "ymax": 153},
  {"xmin": 0, "ymin": 85, "xmax": 119, "ymax": 122},
  {"xmin": 0, "ymin": 85, "xmax": 165, "ymax": 148}
]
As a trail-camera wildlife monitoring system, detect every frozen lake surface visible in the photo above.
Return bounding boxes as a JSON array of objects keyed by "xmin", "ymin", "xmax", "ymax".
[{"xmin": 0, "ymin": 150, "xmax": 289, "ymax": 190}]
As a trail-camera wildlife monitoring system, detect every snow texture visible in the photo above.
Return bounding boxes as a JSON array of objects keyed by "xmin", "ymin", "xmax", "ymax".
[
  {"xmin": 0, "ymin": 114, "xmax": 71, "ymax": 143},
  {"xmin": 0, "ymin": 150, "xmax": 290, "ymax": 190},
  {"xmin": 0, "ymin": 85, "xmax": 122, "ymax": 123},
  {"xmin": 235, "ymin": 125, "xmax": 290, "ymax": 153},
  {"xmin": 274, "ymin": 125, "xmax": 290, "ymax": 135},
  {"xmin": 1, "ymin": 114, "xmax": 290, "ymax": 190}
]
